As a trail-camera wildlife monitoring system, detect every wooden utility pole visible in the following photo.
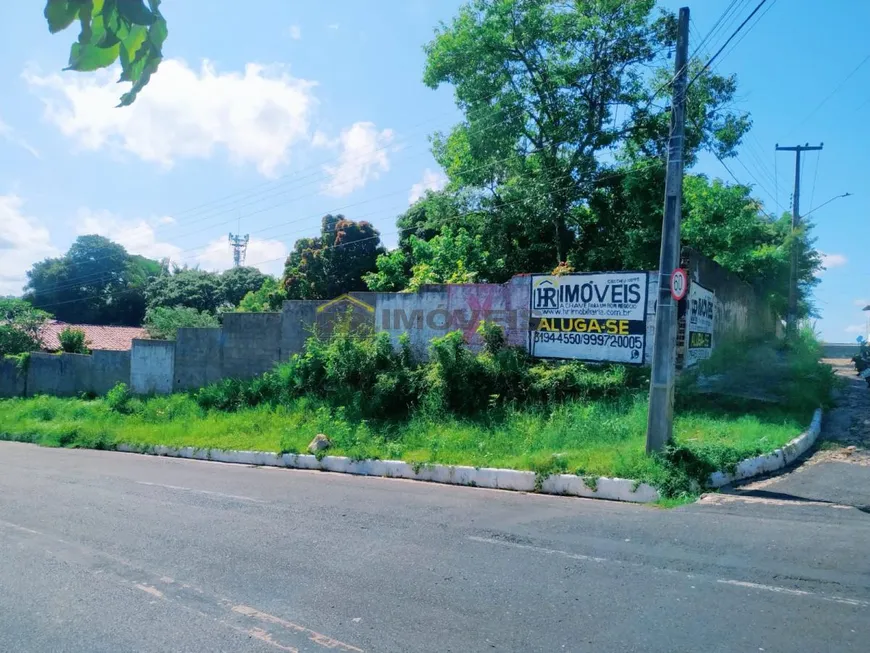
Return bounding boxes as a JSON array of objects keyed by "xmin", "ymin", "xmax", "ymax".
[
  {"xmin": 646, "ymin": 7, "xmax": 690, "ymax": 454},
  {"xmin": 775, "ymin": 142, "xmax": 823, "ymax": 337}
]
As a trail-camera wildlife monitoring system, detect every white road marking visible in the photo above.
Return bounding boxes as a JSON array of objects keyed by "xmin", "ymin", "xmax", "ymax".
[
  {"xmin": 136, "ymin": 481, "xmax": 265, "ymax": 503},
  {"xmin": 469, "ymin": 536, "xmax": 870, "ymax": 608},
  {"xmin": 0, "ymin": 519, "xmax": 42, "ymax": 535},
  {"xmin": 716, "ymin": 579, "xmax": 870, "ymax": 608},
  {"xmin": 467, "ymin": 536, "xmax": 608, "ymax": 562}
]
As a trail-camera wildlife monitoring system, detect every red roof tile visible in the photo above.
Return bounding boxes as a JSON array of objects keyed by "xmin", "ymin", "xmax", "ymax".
[{"xmin": 39, "ymin": 322, "xmax": 148, "ymax": 352}]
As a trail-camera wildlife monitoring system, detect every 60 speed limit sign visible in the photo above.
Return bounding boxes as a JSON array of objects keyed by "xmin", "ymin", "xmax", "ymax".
[{"xmin": 670, "ymin": 268, "xmax": 689, "ymax": 301}]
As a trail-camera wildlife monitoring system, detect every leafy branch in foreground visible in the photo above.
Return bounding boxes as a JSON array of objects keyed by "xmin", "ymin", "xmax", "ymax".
[{"xmin": 44, "ymin": 0, "xmax": 168, "ymax": 106}]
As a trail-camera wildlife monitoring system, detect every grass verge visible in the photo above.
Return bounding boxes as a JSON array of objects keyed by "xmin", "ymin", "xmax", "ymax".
[{"xmin": 0, "ymin": 391, "xmax": 810, "ymax": 499}]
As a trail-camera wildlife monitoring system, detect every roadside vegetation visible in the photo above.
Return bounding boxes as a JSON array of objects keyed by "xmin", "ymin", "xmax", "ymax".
[{"xmin": 0, "ymin": 324, "xmax": 834, "ymax": 499}]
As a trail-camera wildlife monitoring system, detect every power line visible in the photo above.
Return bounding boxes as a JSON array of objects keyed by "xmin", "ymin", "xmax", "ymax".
[
  {"xmin": 714, "ymin": 0, "xmax": 778, "ymax": 68},
  {"xmin": 788, "ymin": 53, "xmax": 870, "ymax": 135},
  {"xmin": 809, "ymin": 149, "xmax": 821, "ymax": 212},
  {"xmin": 29, "ymin": 156, "xmax": 674, "ymax": 311},
  {"xmin": 687, "ymin": 0, "xmax": 770, "ymax": 89}
]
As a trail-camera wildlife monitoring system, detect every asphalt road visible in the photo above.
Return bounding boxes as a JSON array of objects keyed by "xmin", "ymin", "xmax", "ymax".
[{"xmin": 1, "ymin": 441, "xmax": 869, "ymax": 653}]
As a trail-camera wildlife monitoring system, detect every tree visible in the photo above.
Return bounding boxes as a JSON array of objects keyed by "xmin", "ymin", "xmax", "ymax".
[
  {"xmin": 143, "ymin": 306, "xmax": 219, "ymax": 340},
  {"xmin": 145, "ymin": 268, "xmax": 224, "ymax": 314},
  {"xmin": 0, "ymin": 298, "xmax": 52, "ymax": 356},
  {"xmin": 282, "ymin": 215, "xmax": 385, "ymax": 300},
  {"xmin": 220, "ymin": 267, "xmax": 270, "ymax": 307},
  {"xmin": 25, "ymin": 235, "xmax": 159, "ymax": 326},
  {"xmin": 365, "ymin": 227, "xmax": 502, "ymax": 292},
  {"xmin": 44, "ymin": 0, "xmax": 167, "ymax": 106},
  {"xmin": 237, "ymin": 277, "xmax": 286, "ymax": 313},
  {"xmin": 58, "ymin": 327, "xmax": 90, "ymax": 354},
  {"xmin": 418, "ymin": 0, "xmax": 749, "ymax": 277}
]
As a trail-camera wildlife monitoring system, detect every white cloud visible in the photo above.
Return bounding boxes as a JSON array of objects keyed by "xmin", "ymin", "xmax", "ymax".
[
  {"xmin": 853, "ymin": 298, "xmax": 869, "ymax": 308},
  {"xmin": 409, "ymin": 168, "xmax": 448, "ymax": 204},
  {"xmin": 321, "ymin": 122, "xmax": 394, "ymax": 196},
  {"xmin": 819, "ymin": 252, "xmax": 847, "ymax": 271},
  {"xmin": 312, "ymin": 129, "xmax": 338, "ymax": 149},
  {"xmin": 0, "ymin": 116, "xmax": 40, "ymax": 158},
  {"xmin": 845, "ymin": 324, "xmax": 867, "ymax": 334},
  {"xmin": 25, "ymin": 59, "xmax": 318, "ymax": 177},
  {"xmin": 327, "ymin": 23, "xmax": 340, "ymax": 30},
  {"xmin": 0, "ymin": 195, "xmax": 59, "ymax": 295},
  {"xmin": 75, "ymin": 209, "xmax": 182, "ymax": 261},
  {"xmin": 287, "ymin": 25, "xmax": 302, "ymax": 40},
  {"xmin": 197, "ymin": 237, "xmax": 287, "ymax": 276}
]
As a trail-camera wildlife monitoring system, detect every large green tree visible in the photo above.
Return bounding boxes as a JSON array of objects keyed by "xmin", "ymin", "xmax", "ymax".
[
  {"xmin": 282, "ymin": 215, "xmax": 384, "ymax": 300},
  {"xmin": 415, "ymin": 0, "xmax": 749, "ymax": 277},
  {"xmin": 145, "ymin": 268, "xmax": 224, "ymax": 314},
  {"xmin": 25, "ymin": 235, "xmax": 160, "ymax": 326},
  {"xmin": 219, "ymin": 267, "xmax": 271, "ymax": 307},
  {"xmin": 44, "ymin": 0, "xmax": 167, "ymax": 106}
]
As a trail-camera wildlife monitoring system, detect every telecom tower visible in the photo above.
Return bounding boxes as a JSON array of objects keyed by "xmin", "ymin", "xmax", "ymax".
[{"xmin": 228, "ymin": 233, "xmax": 249, "ymax": 267}]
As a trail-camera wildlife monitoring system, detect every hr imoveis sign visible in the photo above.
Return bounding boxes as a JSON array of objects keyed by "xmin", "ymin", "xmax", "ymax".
[{"xmin": 529, "ymin": 272, "xmax": 649, "ymax": 364}]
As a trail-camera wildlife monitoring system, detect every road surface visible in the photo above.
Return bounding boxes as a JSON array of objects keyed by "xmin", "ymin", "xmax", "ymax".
[{"xmin": 1, "ymin": 437, "xmax": 868, "ymax": 653}]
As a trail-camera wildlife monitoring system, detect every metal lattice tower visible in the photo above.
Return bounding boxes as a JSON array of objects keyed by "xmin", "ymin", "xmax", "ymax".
[{"xmin": 228, "ymin": 233, "xmax": 249, "ymax": 267}]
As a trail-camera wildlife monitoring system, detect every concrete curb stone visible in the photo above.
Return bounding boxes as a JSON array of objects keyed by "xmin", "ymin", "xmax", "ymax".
[{"xmin": 114, "ymin": 407, "xmax": 822, "ymax": 503}]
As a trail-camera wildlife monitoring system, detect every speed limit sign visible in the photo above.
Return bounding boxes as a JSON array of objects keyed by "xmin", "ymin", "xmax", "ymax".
[{"xmin": 670, "ymin": 268, "xmax": 689, "ymax": 301}]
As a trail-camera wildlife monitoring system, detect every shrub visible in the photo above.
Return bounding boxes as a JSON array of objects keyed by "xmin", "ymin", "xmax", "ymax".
[
  {"xmin": 143, "ymin": 306, "xmax": 219, "ymax": 340},
  {"xmin": 59, "ymin": 327, "xmax": 89, "ymax": 354},
  {"xmin": 106, "ymin": 382, "xmax": 133, "ymax": 414},
  {"xmin": 191, "ymin": 323, "xmax": 642, "ymax": 419}
]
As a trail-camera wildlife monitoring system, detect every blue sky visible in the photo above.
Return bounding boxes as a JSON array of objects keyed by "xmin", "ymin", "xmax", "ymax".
[{"xmin": 0, "ymin": 0, "xmax": 867, "ymax": 341}]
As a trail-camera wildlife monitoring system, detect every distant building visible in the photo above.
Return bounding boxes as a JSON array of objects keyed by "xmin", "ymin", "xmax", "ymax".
[{"xmin": 38, "ymin": 321, "xmax": 147, "ymax": 352}]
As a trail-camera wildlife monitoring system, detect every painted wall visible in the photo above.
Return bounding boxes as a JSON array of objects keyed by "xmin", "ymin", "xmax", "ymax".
[
  {"xmin": 375, "ymin": 278, "xmax": 531, "ymax": 358},
  {"xmin": 130, "ymin": 339, "xmax": 175, "ymax": 395}
]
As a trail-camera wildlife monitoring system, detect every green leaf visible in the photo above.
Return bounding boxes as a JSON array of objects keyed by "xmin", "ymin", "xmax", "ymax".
[
  {"xmin": 44, "ymin": 0, "xmax": 80, "ymax": 33},
  {"xmin": 116, "ymin": 0, "xmax": 156, "ymax": 26},
  {"xmin": 66, "ymin": 41, "xmax": 121, "ymax": 72}
]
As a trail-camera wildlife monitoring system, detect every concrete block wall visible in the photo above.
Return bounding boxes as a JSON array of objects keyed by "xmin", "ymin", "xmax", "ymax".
[
  {"xmin": 173, "ymin": 328, "xmax": 223, "ymax": 391},
  {"xmin": 26, "ymin": 350, "xmax": 130, "ymax": 397},
  {"xmin": 130, "ymin": 339, "xmax": 175, "ymax": 395},
  {"xmin": 0, "ymin": 358, "xmax": 26, "ymax": 398},
  {"xmin": 221, "ymin": 312, "xmax": 283, "ymax": 379},
  {"xmin": 683, "ymin": 248, "xmax": 777, "ymax": 342}
]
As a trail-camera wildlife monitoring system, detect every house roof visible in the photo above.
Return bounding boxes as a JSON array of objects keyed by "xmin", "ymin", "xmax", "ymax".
[{"xmin": 39, "ymin": 322, "xmax": 148, "ymax": 352}]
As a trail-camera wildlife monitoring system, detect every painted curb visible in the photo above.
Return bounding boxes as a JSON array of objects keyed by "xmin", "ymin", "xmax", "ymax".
[
  {"xmin": 114, "ymin": 444, "xmax": 660, "ymax": 503},
  {"xmin": 112, "ymin": 407, "xmax": 821, "ymax": 503},
  {"xmin": 707, "ymin": 407, "xmax": 823, "ymax": 488}
]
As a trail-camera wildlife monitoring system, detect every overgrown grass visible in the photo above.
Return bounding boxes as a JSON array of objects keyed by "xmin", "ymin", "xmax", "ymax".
[
  {"xmin": 0, "ymin": 390, "xmax": 807, "ymax": 498},
  {"xmin": 0, "ymin": 325, "xmax": 832, "ymax": 500}
]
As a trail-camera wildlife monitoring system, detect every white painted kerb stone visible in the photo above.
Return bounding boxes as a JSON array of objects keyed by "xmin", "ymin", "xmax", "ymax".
[
  {"xmin": 114, "ymin": 408, "xmax": 822, "ymax": 503},
  {"xmin": 115, "ymin": 444, "xmax": 659, "ymax": 503},
  {"xmin": 707, "ymin": 408, "xmax": 823, "ymax": 488}
]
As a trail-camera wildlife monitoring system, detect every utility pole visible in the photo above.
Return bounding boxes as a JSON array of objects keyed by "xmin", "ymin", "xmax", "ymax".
[
  {"xmin": 228, "ymin": 233, "xmax": 249, "ymax": 268},
  {"xmin": 646, "ymin": 7, "xmax": 690, "ymax": 454},
  {"xmin": 775, "ymin": 142, "xmax": 823, "ymax": 337}
]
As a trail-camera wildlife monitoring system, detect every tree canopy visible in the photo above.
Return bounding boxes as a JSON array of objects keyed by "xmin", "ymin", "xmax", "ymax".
[
  {"xmin": 282, "ymin": 215, "xmax": 384, "ymax": 300},
  {"xmin": 44, "ymin": 0, "xmax": 167, "ymax": 106},
  {"xmin": 145, "ymin": 266, "xmax": 269, "ymax": 314},
  {"xmin": 25, "ymin": 235, "xmax": 161, "ymax": 326},
  {"xmin": 363, "ymin": 0, "xmax": 819, "ymax": 317},
  {"xmin": 0, "ymin": 298, "xmax": 52, "ymax": 357}
]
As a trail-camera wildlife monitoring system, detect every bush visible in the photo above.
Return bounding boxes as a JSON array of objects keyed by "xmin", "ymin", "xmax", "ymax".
[
  {"xmin": 106, "ymin": 382, "xmax": 133, "ymax": 414},
  {"xmin": 144, "ymin": 306, "xmax": 219, "ymax": 340},
  {"xmin": 191, "ymin": 323, "xmax": 643, "ymax": 419},
  {"xmin": 677, "ymin": 327, "xmax": 835, "ymax": 414},
  {"xmin": 59, "ymin": 327, "xmax": 89, "ymax": 354}
]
